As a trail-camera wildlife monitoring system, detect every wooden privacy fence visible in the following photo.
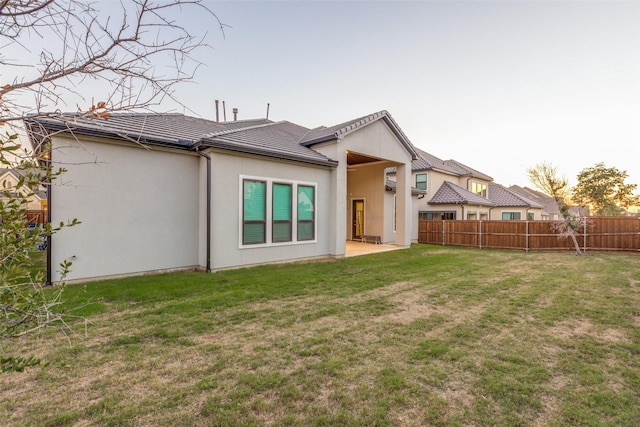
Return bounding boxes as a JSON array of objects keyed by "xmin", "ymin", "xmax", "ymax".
[
  {"xmin": 25, "ymin": 210, "xmax": 47, "ymax": 224},
  {"xmin": 418, "ymin": 217, "xmax": 640, "ymax": 253}
]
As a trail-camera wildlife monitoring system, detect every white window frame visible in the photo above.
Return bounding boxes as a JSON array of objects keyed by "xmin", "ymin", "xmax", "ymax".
[
  {"xmin": 501, "ymin": 211, "xmax": 522, "ymax": 220},
  {"xmin": 239, "ymin": 174, "xmax": 317, "ymax": 248}
]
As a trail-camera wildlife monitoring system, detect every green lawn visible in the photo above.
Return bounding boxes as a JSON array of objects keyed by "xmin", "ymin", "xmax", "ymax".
[{"xmin": 2, "ymin": 245, "xmax": 640, "ymax": 426}]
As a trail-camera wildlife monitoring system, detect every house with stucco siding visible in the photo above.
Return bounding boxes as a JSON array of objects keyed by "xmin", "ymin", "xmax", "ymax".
[
  {"xmin": 387, "ymin": 147, "xmax": 544, "ymax": 236},
  {"xmin": 26, "ymin": 110, "xmax": 419, "ymax": 283},
  {"xmin": 0, "ymin": 167, "xmax": 47, "ymax": 212}
]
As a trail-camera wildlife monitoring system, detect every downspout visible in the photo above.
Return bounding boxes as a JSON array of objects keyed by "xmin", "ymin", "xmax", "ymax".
[
  {"xmin": 45, "ymin": 160, "xmax": 52, "ymax": 286},
  {"xmin": 195, "ymin": 148, "xmax": 212, "ymax": 273}
]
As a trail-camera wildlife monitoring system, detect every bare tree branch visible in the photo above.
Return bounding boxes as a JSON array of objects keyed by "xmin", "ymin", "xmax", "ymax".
[{"xmin": 1, "ymin": 0, "xmax": 226, "ymax": 123}]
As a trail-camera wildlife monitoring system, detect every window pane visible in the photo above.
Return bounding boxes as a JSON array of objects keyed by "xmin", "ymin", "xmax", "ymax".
[
  {"xmin": 243, "ymin": 180, "xmax": 266, "ymax": 244},
  {"xmin": 298, "ymin": 186, "xmax": 314, "ymax": 221},
  {"xmin": 273, "ymin": 222, "xmax": 291, "ymax": 242},
  {"xmin": 244, "ymin": 223, "xmax": 265, "ymax": 244},
  {"xmin": 298, "ymin": 221, "xmax": 313, "ymax": 241},
  {"xmin": 298, "ymin": 185, "xmax": 314, "ymax": 241},
  {"xmin": 273, "ymin": 183, "xmax": 291, "ymax": 220},
  {"xmin": 416, "ymin": 174, "xmax": 427, "ymax": 191},
  {"xmin": 244, "ymin": 180, "xmax": 265, "ymax": 221}
]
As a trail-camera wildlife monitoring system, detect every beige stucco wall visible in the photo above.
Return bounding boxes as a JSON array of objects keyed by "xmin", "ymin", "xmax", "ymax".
[
  {"xmin": 50, "ymin": 136, "xmax": 201, "ymax": 282},
  {"xmin": 347, "ymin": 164, "xmax": 387, "ymax": 241},
  {"xmin": 384, "ymin": 191, "xmax": 421, "ymax": 242},
  {"xmin": 207, "ymin": 150, "xmax": 334, "ymax": 270},
  {"xmin": 489, "ymin": 207, "xmax": 543, "ymax": 221}
]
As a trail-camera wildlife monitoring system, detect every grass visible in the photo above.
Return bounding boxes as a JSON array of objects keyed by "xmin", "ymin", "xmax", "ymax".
[{"xmin": 2, "ymin": 245, "xmax": 640, "ymax": 426}]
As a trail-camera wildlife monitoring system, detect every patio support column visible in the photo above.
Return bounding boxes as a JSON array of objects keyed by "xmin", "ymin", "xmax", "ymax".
[
  {"xmin": 395, "ymin": 163, "xmax": 411, "ymax": 247},
  {"xmin": 326, "ymin": 146, "xmax": 347, "ymax": 257}
]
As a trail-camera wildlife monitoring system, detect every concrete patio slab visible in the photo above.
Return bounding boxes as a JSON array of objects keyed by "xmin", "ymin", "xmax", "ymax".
[{"xmin": 345, "ymin": 240, "xmax": 404, "ymax": 258}]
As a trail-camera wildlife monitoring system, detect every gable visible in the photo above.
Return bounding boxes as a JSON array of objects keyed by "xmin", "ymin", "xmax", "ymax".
[
  {"xmin": 339, "ymin": 120, "xmax": 415, "ymax": 165},
  {"xmin": 301, "ymin": 111, "xmax": 417, "ymax": 163}
]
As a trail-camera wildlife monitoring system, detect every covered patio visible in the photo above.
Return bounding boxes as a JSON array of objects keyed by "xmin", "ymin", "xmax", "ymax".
[{"xmin": 344, "ymin": 240, "xmax": 404, "ymax": 258}]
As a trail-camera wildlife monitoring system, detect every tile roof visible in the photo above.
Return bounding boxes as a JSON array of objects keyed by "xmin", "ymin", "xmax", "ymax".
[
  {"xmin": 385, "ymin": 179, "xmax": 426, "ymax": 196},
  {"xmin": 488, "ymin": 183, "xmax": 543, "ymax": 208},
  {"xmin": 428, "ymin": 181, "xmax": 494, "ymax": 206},
  {"xmin": 25, "ymin": 113, "xmax": 337, "ymax": 167},
  {"xmin": 300, "ymin": 110, "xmax": 418, "ymax": 160},
  {"xmin": 387, "ymin": 147, "xmax": 492, "ymax": 180},
  {"xmin": 411, "ymin": 147, "xmax": 461, "ymax": 175},
  {"xmin": 508, "ymin": 185, "xmax": 560, "ymax": 214},
  {"xmin": 26, "ymin": 113, "xmax": 270, "ymax": 149},
  {"xmin": 199, "ymin": 121, "xmax": 338, "ymax": 167},
  {"xmin": 26, "ymin": 110, "xmax": 415, "ymax": 168},
  {"xmin": 444, "ymin": 159, "xmax": 493, "ymax": 181}
]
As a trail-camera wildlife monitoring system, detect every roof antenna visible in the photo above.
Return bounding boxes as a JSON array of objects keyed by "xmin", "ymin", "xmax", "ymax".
[{"xmin": 266, "ymin": 103, "xmax": 270, "ymax": 120}]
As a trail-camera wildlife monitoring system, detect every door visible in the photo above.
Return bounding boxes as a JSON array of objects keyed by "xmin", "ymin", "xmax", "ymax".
[{"xmin": 352, "ymin": 199, "xmax": 364, "ymax": 239}]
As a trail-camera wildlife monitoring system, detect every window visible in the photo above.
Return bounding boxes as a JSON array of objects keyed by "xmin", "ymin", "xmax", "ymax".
[
  {"xmin": 243, "ymin": 180, "xmax": 266, "ymax": 244},
  {"xmin": 415, "ymin": 173, "xmax": 427, "ymax": 191},
  {"xmin": 241, "ymin": 176, "xmax": 316, "ymax": 247},
  {"xmin": 502, "ymin": 212, "xmax": 521, "ymax": 220},
  {"xmin": 272, "ymin": 183, "xmax": 292, "ymax": 242},
  {"xmin": 471, "ymin": 182, "xmax": 487, "ymax": 198},
  {"xmin": 297, "ymin": 185, "xmax": 315, "ymax": 241},
  {"xmin": 527, "ymin": 212, "xmax": 534, "ymax": 221},
  {"xmin": 419, "ymin": 211, "xmax": 456, "ymax": 220}
]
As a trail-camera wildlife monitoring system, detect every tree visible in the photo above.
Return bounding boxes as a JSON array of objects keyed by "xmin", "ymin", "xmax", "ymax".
[
  {"xmin": 527, "ymin": 162, "xmax": 584, "ymax": 255},
  {"xmin": 572, "ymin": 162, "xmax": 640, "ymax": 216},
  {"xmin": 1, "ymin": 0, "xmax": 222, "ymax": 372}
]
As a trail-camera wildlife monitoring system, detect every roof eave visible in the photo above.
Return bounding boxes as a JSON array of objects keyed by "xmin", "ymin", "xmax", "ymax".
[
  {"xmin": 25, "ymin": 118, "xmax": 190, "ymax": 151},
  {"xmin": 200, "ymin": 140, "xmax": 338, "ymax": 168},
  {"xmin": 300, "ymin": 134, "xmax": 339, "ymax": 147}
]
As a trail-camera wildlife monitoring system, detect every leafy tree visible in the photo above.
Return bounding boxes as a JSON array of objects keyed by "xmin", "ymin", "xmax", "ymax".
[
  {"xmin": 1, "ymin": 0, "xmax": 221, "ymax": 372},
  {"xmin": 572, "ymin": 162, "xmax": 640, "ymax": 216},
  {"xmin": 527, "ymin": 162, "xmax": 584, "ymax": 255}
]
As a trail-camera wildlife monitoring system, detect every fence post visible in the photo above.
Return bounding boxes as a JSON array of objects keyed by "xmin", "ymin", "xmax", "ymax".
[
  {"xmin": 583, "ymin": 217, "xmax": 587, "ymax": 254},
  {"xmin": 442, "ymin": 220, "xmax": 445, "ymax": 246},
  {"xmin": 525, "ymin": 221, "xmax": 529, "ymax": 252},
  {"xmin": 479, "ymin": 220, "xmax": 482, "ymax": 249}
]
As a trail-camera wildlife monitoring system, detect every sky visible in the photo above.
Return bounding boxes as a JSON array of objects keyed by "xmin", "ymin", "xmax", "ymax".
[{"xmin": 3, "ymin": 0, "xmax": 640, "ymax": 193}]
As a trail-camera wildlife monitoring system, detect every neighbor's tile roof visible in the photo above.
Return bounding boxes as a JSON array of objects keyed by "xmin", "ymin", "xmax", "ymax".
[
  {"xmin": 444, "ymin": 159, "xmax": 493, "ymax": 181},
  {"xmin": 428, "ymin": 181, "xmax": 494, "ymax": 206},
  {"xmin": 385, "ymin": 179, "xmax": 426, "ymax": 196},
  {"xmin": 411, "ymin": 147, "xmax": 461, "ymax": 175},
  {"xmin": 488, "ymin": 183, "xmax": 543, "ymax": 208},
  {"xmin": 509, "ymin": 185, "xmax": 560, "ymax": 214},
  {"xmin": 387, "ymin": 147, "xmax": 492, "ymax": 180}
]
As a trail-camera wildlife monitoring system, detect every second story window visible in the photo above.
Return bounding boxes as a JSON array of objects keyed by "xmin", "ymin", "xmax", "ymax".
[
  {"xmin": 415, "ymin": 173, "xmax": 427, "ymax": 191},
  {"xmin": 471, "ymin": 182, "xmax": 487, "ymax": 198}
]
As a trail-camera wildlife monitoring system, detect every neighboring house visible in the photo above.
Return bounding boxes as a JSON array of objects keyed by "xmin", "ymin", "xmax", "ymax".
[
  {"xmin": 26, "ymin": 110, "xmax": 418, "ymax": 283},
  {"xmin": 388, "ymin": 148, "xmax": 544, "ymax": 226},
  {"xmin": 487, "ymin": 182, "xmax": 543, "ymax": 220},
  {"xmin": 508, "ymin": 185, "xmax": 561, "ymax": 220},
  {"xmin": 387, "ymin": 147, "xmax": 495, "ymax": 222},
  {"xmin": 0, "ymin": 167, "xmax": 47, "ymax": 212}
]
